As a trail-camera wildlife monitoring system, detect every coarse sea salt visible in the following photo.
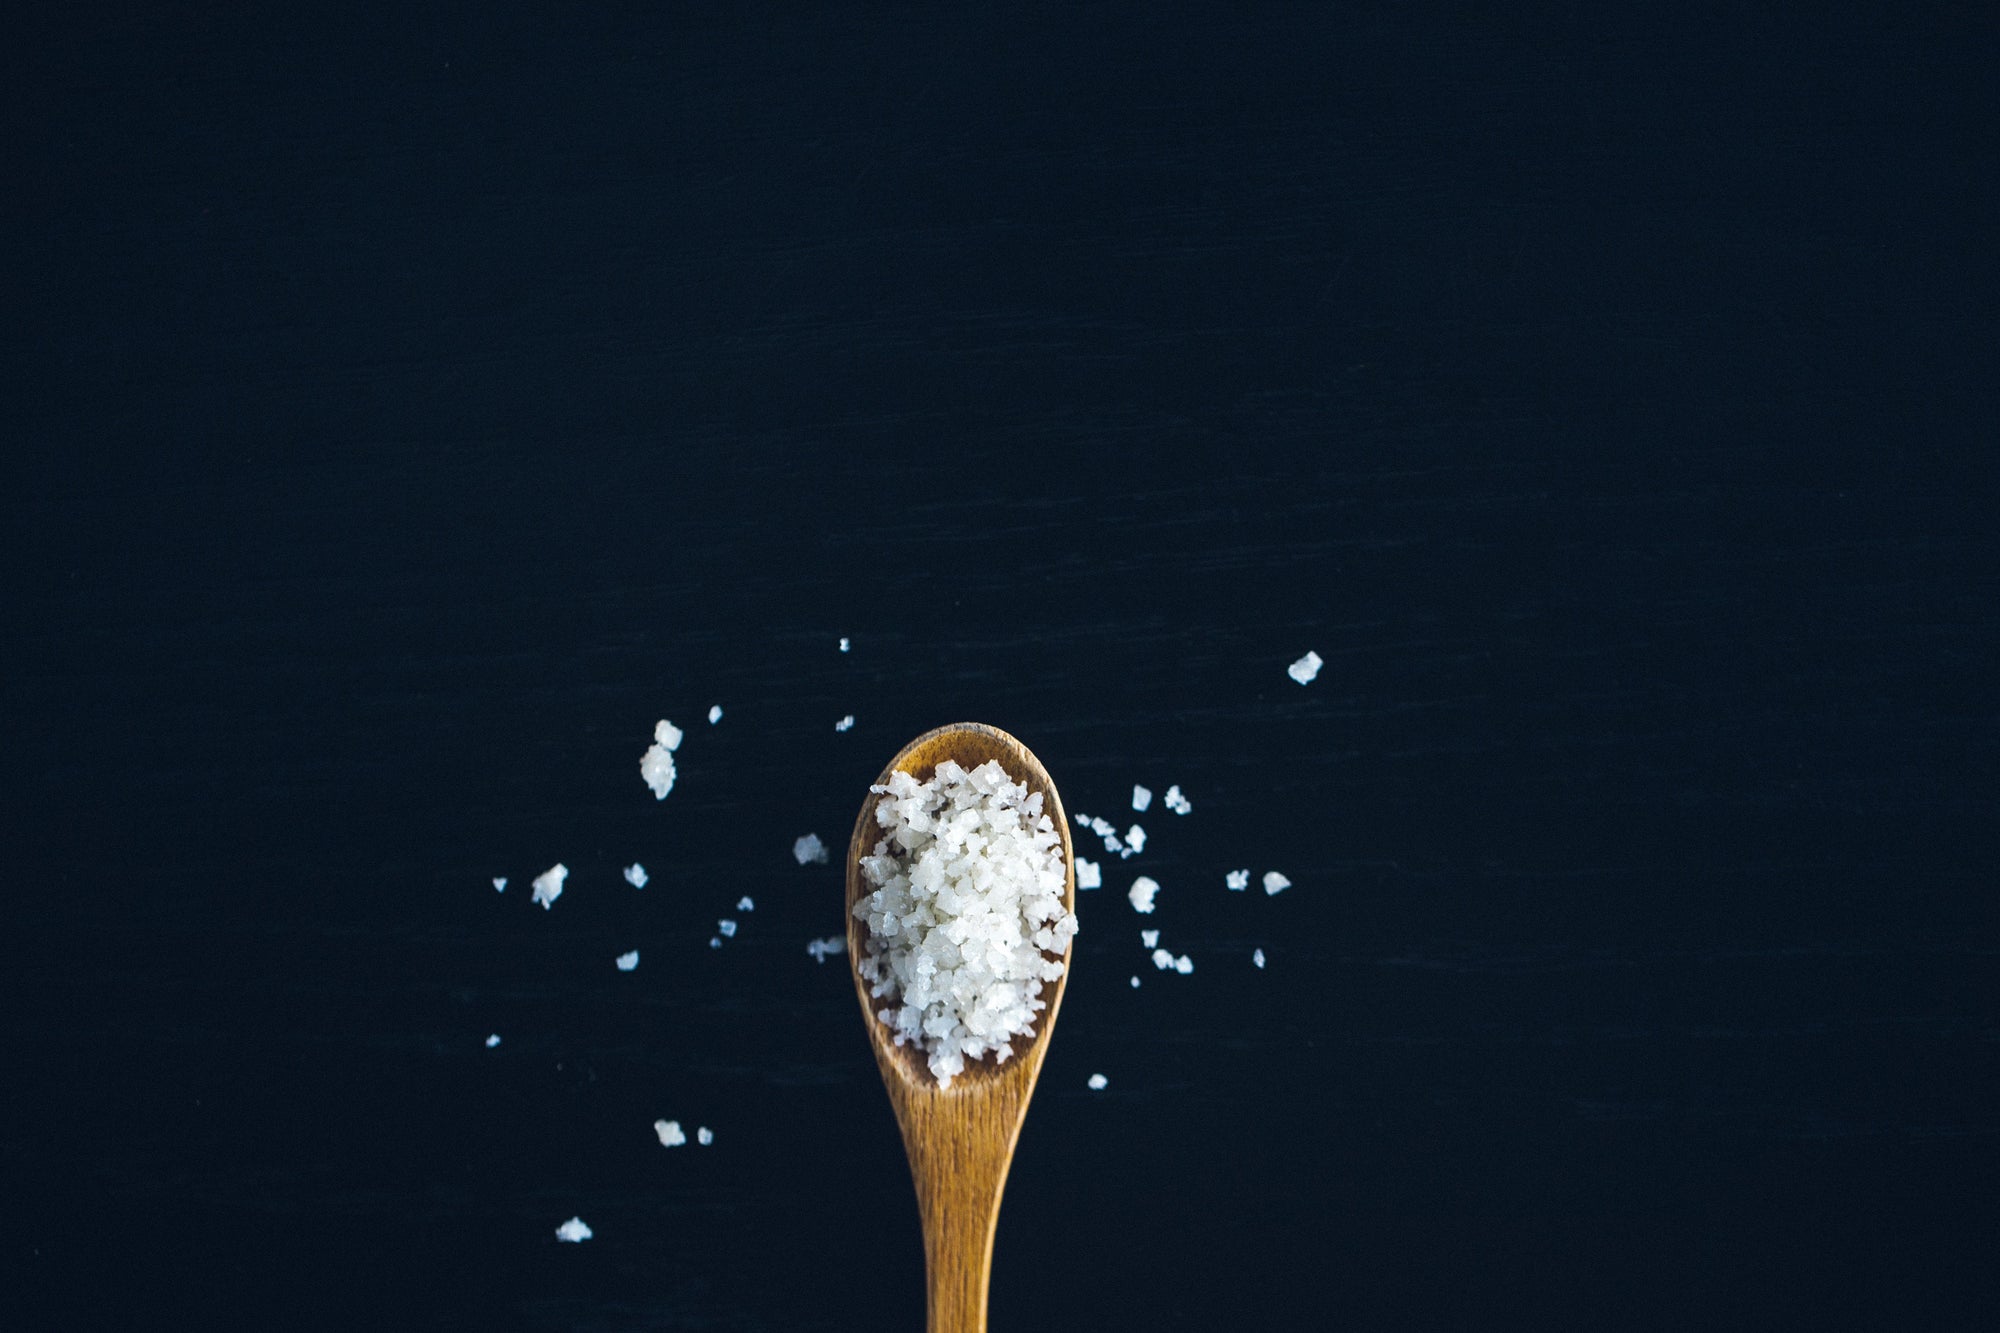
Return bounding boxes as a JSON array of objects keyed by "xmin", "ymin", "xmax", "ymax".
[
  {"xmin": 708, "ymin": 704, "xmax": 723, "ymax": 724},
  {"xmin": 555, "ymin": 1217, "xmax": 593, "ymax": 1243},
  {"xmin": 1131, "ymin": 785, "xmax": 1152, "ymax": 812},
  {"xmin": 532, "ymin": 863, "xmax": 568, "ymax": 910},
  {"xmin": 1075, "ymin": 858, "xmax": 1101, "ymax": 889},
  {"xmin": 1253, "ymin": 948, "xmax": 1266, "ymax": 969},
  {"xmin": 1175, "ymin": 954, "xmax": 1194, "ymax": 974},
  {"xmin": 839, "ymin": 637, "xmax": 850, "ymax": 652},
  {"xmin": 1128, "ymin": 877, "xmax": 1159, "ymax": 914},
  {"xmin": 835, "ymin": 714, "xmax": 855, "ymax": 732},
  {"xmin": 492, "ymin": 877, "xmax": 507, "ymax": 892},
  {"xmin": 624, "ymin": 863, "xmax": 648, "ymax": 888},
  {"xmin": 1263, "ymin": 871, "xmax": 1292, "ymax": 895},
  {"xmin": 655, "ymin": 1119, "xmax": 686, "ymax": 1147},
  {"xmin": 1287, "ymin": 651, "xmax": 1323, "ymax": 685},
  {"xmin": 793, "ymin": 833, "xmax": 828, "ymax": 865},
  {"xmin": 485, "ymin": 1034, "xmax": 501, "ymax": 1048},
  {"xmin": 807, "ymin": 935, "xmax": 845, "ymax": 963},
  {"xmin": 1151, "ymin": 948, "xmax": 1175, "ymax": 970},
  {"xmin": 1164, "ymin": 784, "xmax": 1191, "ymax": 815},
  {"xmin": 1130, "ymin": 976, "xmax": 1140, "ymax": 987},
  {"xmin": 854, "ymin": 758, "xmax": 1077, "ymax": 1088},
  {"xmin": 1088, "ymin": 1074, "xmax": 1108, "ymax": 1090},
  {"xmin": 1123, "ymin": 825, "xmax": 1146, "ymax": 857},
  {"xmin": 737, "ymin": 896, "xmax": 755, "ymax": 912},
  {"xmin": 640, "ymin": 719, "xmax": 683, "ymax": 798},
  {"xmin": 718, "ymin": 919, "xmax": 737, "ymax": 938},
  {"xmin": 1141, "ymin": 929, "xmax": 1159, "ymax": 948},
  {"xmin": 1226, "ymin": 869, "xmax": 1250, "ymax": 891},
  {"xmin": 697, "ymin": 1127, "xmax": 714, "ymax": 1146},
  {"xmin": 615, "ymin": 950, "xmax": 639, "ymax": 971}
]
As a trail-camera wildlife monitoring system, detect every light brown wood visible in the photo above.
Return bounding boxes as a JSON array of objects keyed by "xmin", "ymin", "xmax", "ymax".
[{"xmin": 845, "ymin": 722, "xmax": 1077, "ymax": 1333}]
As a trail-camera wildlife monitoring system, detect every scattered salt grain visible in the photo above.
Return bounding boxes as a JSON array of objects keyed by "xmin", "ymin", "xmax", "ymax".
[
  {"xmin": 654, "ymin": 1119, "xmax": 686, "ymax": 1147},
  {"xmin": 718, "ymin": 919, "xmax": 737, "ymax": 938},
  {"xmin": 1075, "ymin": 858, "xmax": 1101, "ymax": 890},
  {"xmin": 1175, "ymin": 954, "xmax": 1194, "ymax": 974},
  {"xmin": 640, "ymin": 719, "xmax": 683, "ymax": 799},
  {"xmin": 555, "ymin": 1217, "xmax": 593, "ymax": 1243},
  {"xmin": 624, "ymin": 863, "xmax": 648, "ymax": 888},
  {"xmin": 1151, "ymin": 948, "xmax": 1175, "ymax": 970},
  {"xmin": 737, "ymin": 896, "xmax": 755, "ymax": 912},
  {"xmin": 1253, "ymin": 948, "xmax": 1266, "ymax": 969},
  {"xmin": 709, "ymin": 937, "xmax": 721, "ymax": 948},
  {"xmin": 1130, "ymin": 976, "xmax": 1141, "ymax": 987},
  {"xmin": 1287, "ymin": 650, "xmax": 1324, "ymax": 685},
  {"xmin": 708, "ymin": 704, "xmax": 723, "ymax": 724},
  {"xmin": 793, "ymin": 833, "xmax": 829, "ymax": 866},
  {"xmin": 1141, "ymin": 930, "xmax": 1159, "ymax": 948},
  {"xmin": 1128, "ymin": 876, "xmax": 1159, "ymax": 914},
  {"xmin": 806, "ymin": 935, "xmax": 846, "ymax": 963},
  {"xmin": 485, "ymin": 1034, "xmax": 501, "ymax": 1048},
  {"xmin": 615, "ymin": 950, "xmax": 639, "ymax": 971},
  {"xmin": 1226, "ymin": 869, "xmax": 1250, "ymax": 891},
  {"xmin": 492, "ymin": 877, "xmax": 507, "ymax": 892},
  {"xmin": 531, "ymin": 863, "xmax": 568, "ymax": 910},
  {"xmin": 696, "ymin": 1127, "xmax": 714, "ymax": 1146},
  {"xmin": 1088, "ymin": 1074, "xmax": 1109, "ymax": 1090},
  {"xmin": 835, "ymin": 714, "xmax": 855, "ymax": 732},
  {"xmin": 839, "ymin": 637, "xmax": 850, "ymax": 652},
  {"xmin": 853, "ymin": 758, "xmax": 1078, "ymax": 1088},
  {"xmin": 1131, "ymin": 784, "xmax": 1152, "ymax": 812},
  {"xmin": 1123, "ymin": 825, "xmax": 1146, "ymax": 857},
  {"xmin": 1263, "ymin": 871, "xmax": 1292, "ymax": 895},
  {"xmin": 1164, "ymin": 785, "xmax": 1192, "ymax": 815}
]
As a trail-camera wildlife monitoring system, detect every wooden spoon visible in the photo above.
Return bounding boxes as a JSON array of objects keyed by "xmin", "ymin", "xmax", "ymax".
[{"xmin": 844, "ymin": 722, "xmax": 1077, "ymax": 1333}]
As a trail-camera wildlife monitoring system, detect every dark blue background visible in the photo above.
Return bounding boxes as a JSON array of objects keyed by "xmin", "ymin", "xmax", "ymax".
[{"xmin": 8, "ymin": 4, "xmax": 1995, "ymax": 1328}]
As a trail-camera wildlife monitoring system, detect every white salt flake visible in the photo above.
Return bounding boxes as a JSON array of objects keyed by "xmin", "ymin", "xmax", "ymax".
[
  {"xmin": 485, "ymin": 1034, "xmax": 501, "ymax": 1048},
  {"xmin": 1075, "ymin": 858, "xmax": 1101, "ymax": 890},
  {"xmin": 1175, "ymin": 954, "xmax": 1194, "ymax": 974},
  {"xmin": 834, "ymin": 714, "xmax": 855, "ymax": 732},
  {"xmin": 1253, "ymin": 948, "xmax": 1267, "ymax": 969},
  {"xmin": 853, "ymin": 758, "xmax": 1079, "ymax": 1088},
  {"xmin": 1073, "ymin": 812, "xmax": 1091, "ymax": 826},
  {"xmin": 1087, "ymin": 1074, "xmax": 1108, "ymax": 1090},
  {"xmin": 708, "ymin": 937, "xmax": 721, "ymax": 948},
  {"xmin": 839, "ymin": 637, "xmax": 850, "ymax": 652},
  {"xmin": 1130, "ymin": 975, "xmax": 1141, "ymax": 987},
  {"xmin": 1131, "ymin": 784, "xmax": 1152, "ymax": 812},
  {"xmin": 793, "ymin": 833, "xmax": 829, "ymax": 865},
  {"xmin": 1151, "ymin": 948, "xmax": 1175, "ymax": 970},
  {"xmin": 718, "ymin": 919, "xmax": 737, "ymax": 938},
  {"xmin": 1164, "ymin": 784, "xmax": 1192, "ymax": 815},
  {"xmin": 1287, "ymin": 650, "xmax": 1324, "ymax": 685},
  {"xmin": 1263, "ymin": 871, "xmax": 1292, "ymax": 895},
  {"xmin": 1226, "ymin": 869, "xmax": 1250, "ymax": 891},
  {"xmin": 654, "ymin": 1119, "xmax": 686, "ymax": 1147},
  {"xmin": 623, "ymin": 863, "xmax": 648, "ymax": 888},
  {"xmin": 1128, "ymin": 876, "xmax": 1159, "ymax": 914},
  {"xmin": 554, "ymin": 1217, "xmax": 593, "ymax": 1243},
  {"xmin": 531, "ymin": 863, "xmax": 568, "ymax": 910},
  {"xmin": 640, "ymin": 719, "xmax": 683, "ymax": 799},
  {"xmin": 615, "ymin": 950, "xmax": 639, "ymax": 971},
  {"xmin": 696, "ymin": 1127, "xmax": 714, "ymax": 1146},
  {"xmin": 1124, "ymin": 825, "xmax": 1146, "ymax": 856},
  {"xmin": 492, "ymin": 877, "xmax": 507, "ymax": 892},
  {"xmin": 1140, "ymin": 929, "xmax": 1159, "ymax": 948},
  {"xmin": 708, "ymin": 704, "xmax": 723, "ymax": 724},
  {"xmin": 737, "ymin": 896, "xmax": 755, "ymax": 912},
  {"xmin": 806, "ymin": 935, "xmax": 846, "ymax": 963}
]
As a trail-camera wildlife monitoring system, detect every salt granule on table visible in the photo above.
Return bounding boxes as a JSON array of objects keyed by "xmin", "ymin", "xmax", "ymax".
[
  {"xmin": 615, "ymin": 951, "xmax": 639, "ymax": 971},
  {"xmin": 834, "ymin": 714, "xmax": 855, "ymax": 732},
  {"xmin": 1226, "ymin": 869, "xmax": 1250, "ymax": 891},
  {"xmin": 1253, "ymin": 948, "xmax": 1267, "ymax": 969},
  {"xmin": 737, "ymin": 895, "xmax": 755, "ymax": 912},
  {"xmin": 1175, "ymin": 954, "xmax": 1194, "ymax": 974},
  {"xmin": 1128, "ymin": 876, "xmax": 1159, "ymax": 914},
  {"xmin": 708, "ymin": 937, "xmax": 721, "ymax": 949},
  {"xmin": 640, "ymin": 719, "xmax": 683, "ymax": 799},
  {"xmin": 839, "ymin": 637, "xmax": 850, "ymax": 652},
  {"xmin": 554, "ymin": 1217, "xmax": 593, "ymax": 1243},
  {"xmin": 1164, "ymin": 784, "xmax": 1192, "ymax": 815},
  {"xmin": 697, "ymin": 1127, "xmax": 714, "ymax": 1146},
  {"xmin": 718, "ymin": 919, "xmax": 737, "ymax": 938},
  {"xmin": 1151, "ymin": 948, "xmax": 1175, "ymax": 970},
  {"xmin": 1123, "ymin": 825, "xmax": 1147, "ymax": 857},
  {"xmin": 623, "ymin": 863, "xmax": 648, "ymax": 888},
  {"xmin": 1087, "ymin": 1074, "xmax": 1109, "ymax": 1091},
  {"xmin": 655, "ymin": 1119, "xmax": 686, "ymax": 1147},
  {"xmin": 1287, "ymin": 650, "xmax": 1324, "ymax": 685},
  {"xmin": 485, "ymin": 1034, "xmax": 501, "ymax": 1048},
  {"xmin": 1075, "ymin": 858, "xmax": 1101, "ymax": 890},
  {"xmin": 1130, "ymin": 976, "xmax": 1141, "ymax": 988},
  {"xmin": 531, "ymin": 863, "xmax": 567, "ymax": 910},
  {"xmin": 492, "ymin": 877, "xmax": 507, "ymax": 892},
  {"xmin": 1263, "ymin": 871, "xmax": 1292, "ymax": 895},
  {"xmin": 806, "ymin": 935, "xmax": 845, "ymax": 963},
  {"xmin": 793, "ymin": 833, "xmax": 829, "ymax": 865},
  {"xmin": 1131, "ymin": 785, "xmax": 1152, "ymax": 813},
  {"xmin": 1140, "ymin": 930, "xmax": 1159, "ymax": 948},
  {"xmin": 708, "ymin": 704, "xmax": 723, "ymax": 724}
]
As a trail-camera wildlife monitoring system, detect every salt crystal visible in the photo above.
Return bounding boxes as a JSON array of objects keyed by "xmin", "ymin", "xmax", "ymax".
[
  {"xmin": 492, "ymin": 877, "xmax": 507, "ymax": 892},
  {"xmin": 1263, "ymin": 871, "xmax": 1292, "ymax": 895},
  {"xmin": 806, "ymin": 935, "xmax": 845, "ymax": 963},
  {"xmin": 835, "ymin": 714, "xmax": 855, "ymax": 732},
  {"xmin": 1075, "ymin": 858, "xmax": 1101, "ymax": 890},
  {"xmin": 640, "ymin": 719, "xmax": 682, "ymax": 799},
  {"xmin": 709, "ymin": 937, "xmax": 721, "ymax": 949},
  {"xmin": 839, "ymin": 637, "xmax": 850, "ymax": 652},
  {"xmin": 1087, "ymin": 1074, "xmax": 1108, "ymax": 1090},
  {"xmin": 1175, "ymin": 954, "xmax": 1194, "ymax": 974},
  {"xmin": 615, "ymin": 950, "xmax": 639, "ymax": 971},
  {"xmin": 708, "ymin": 704, "xmax": 723, "ymax": 724},
  {"xmin": 624, "ymin": 863, "xmax": 648, "ymax": 888},
  {"xmin": 793, "ymin": 833, "xmax": 829, "ymax": 865},
  {"xmin": 1124, "ymin": 825, "xmax": 1147, "ymax": 855},
  {"xmin": 531, "ymin": 863, "xmax": 568, "ymax": 910},
  {"xmin": 554, "ymin": 1217, "xmax": 593, "ymax": 1243},
  {"xmin": 1130, "ymin": 976, "xmax": 1141, "ymax": 988},
  {"xmin": 696, "ymin": 1127, "xmax": 714, "ymax": 1146},
  {"xmin": 1151, "ymin": 948, "xmax": 1175, "ymax": 970},
  {"xmin": 1131, "ymin": 785, "xmax": 1152, "ymax": 812},
  {"xmin": 1164, "ymin": 785, "xmax": 1192, "ymax": 815},
  {"xmin": 1074, "ymin": 812, "xmax": 1090, "ymax": 826},
  {"xmin": 718, "ymin": 919, "xmax": 737, "ymax": 938},
  {"xmin": 485, "ymin": 1034, "xmax": 501, "ymax": 1048},
  {"xmin": 1226, "ymin": 869, "xmax": 1250, "ymax": 891},
  {"xmin": 737, "ymin": 896, "xmax": 755, "ymax": 912},
  {"xmin": 1287, "ymin": 650, "xmax": 1324, "ymax": 685},
  {"xmin": 654, "ymin": 1119, "xmax": 686, "ymax": 1147},
  {"xmin": 1128, "ymin": 876, "xmax": 1159, "ymax": 914},
  {"xmin": 1253, "ymin": 948, "xmax": 1266, "ymax": 969},
  {"xmin": 1141, "ymin": 929, "xmax": 1159, "ymax": 948}
]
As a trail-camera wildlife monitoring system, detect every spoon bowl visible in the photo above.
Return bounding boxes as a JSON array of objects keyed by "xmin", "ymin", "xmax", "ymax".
[{"xmin": 845, "ymin": 722, "xmax": 1077, "ymax": 1333}]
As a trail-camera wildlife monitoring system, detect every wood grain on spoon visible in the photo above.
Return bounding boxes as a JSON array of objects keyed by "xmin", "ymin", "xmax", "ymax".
[{"xmin": 845, "ymin": 722, "xmax": 1077, "ymax": 1333}]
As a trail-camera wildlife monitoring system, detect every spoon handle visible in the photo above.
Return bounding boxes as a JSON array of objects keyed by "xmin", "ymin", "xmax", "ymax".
[{"xmin": 901, "ymin": 1088, "xmax": 1029, "ymax": 1333}]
